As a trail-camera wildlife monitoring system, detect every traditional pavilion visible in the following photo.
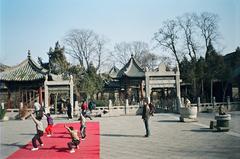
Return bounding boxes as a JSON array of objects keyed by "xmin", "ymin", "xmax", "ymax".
[
  {"xmin": 105, "ymin": 55, "xmax": 182, "ymax": 112},
  {"xmin": 0, "ymin": 51, "xmax": 73, "ymax": 114}
]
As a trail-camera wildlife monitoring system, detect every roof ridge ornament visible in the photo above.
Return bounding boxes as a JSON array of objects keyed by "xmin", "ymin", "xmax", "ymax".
[
  {"xmin": 131, "ymin": 54, "xmax": 134, "ymax": 58},
  {"xmin": 27, "ymin": 50, "xmax": 31, "ymax": 59}
]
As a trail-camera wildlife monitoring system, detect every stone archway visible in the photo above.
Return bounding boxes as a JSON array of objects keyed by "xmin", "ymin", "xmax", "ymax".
[
  {"xmin": 44, "ymin": 75, "xmax": 74, "ymax": 114},
  {"xmin": 145, "ymin": 64, "xmax": 182, "ymax": 112}
]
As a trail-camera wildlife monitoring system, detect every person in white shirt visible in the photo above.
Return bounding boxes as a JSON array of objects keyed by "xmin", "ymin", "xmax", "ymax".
[
  {"xmin": 30, "ymin": 113, "xmax": 44, "ymax": 151},
  {"xmin": 34, "ymin": 100, "xmax": 43, "ymax": 118}
]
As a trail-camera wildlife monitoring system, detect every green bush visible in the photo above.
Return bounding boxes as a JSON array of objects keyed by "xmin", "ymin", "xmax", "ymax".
[
  {"xmin": 0, "ymin": 107, "xmax": 6, "ymax": 120},
  {"xmin": 94, "ymin": 100, "xmax": 108, "ymax": 107}
]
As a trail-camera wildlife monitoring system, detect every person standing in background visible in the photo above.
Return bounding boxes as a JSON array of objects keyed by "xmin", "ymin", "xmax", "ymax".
[
  {"xmin": 66, "ymin": 99, "xmax": 72, "ymax": 119},
  {"xmin": 142, "ymin": 99, "xmax": 151, "ymax": 137}
]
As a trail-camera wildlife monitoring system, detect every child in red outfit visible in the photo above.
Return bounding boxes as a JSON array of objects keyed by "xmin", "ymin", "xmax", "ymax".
[{"xmin": 44, "ymin": 113, "xmax": 54, "ymax": 136}]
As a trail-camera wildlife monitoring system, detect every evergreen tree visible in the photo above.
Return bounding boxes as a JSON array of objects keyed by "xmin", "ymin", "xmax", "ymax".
[
  {"xmin": 80, "ymin": 63, "xmax": 103, "ymax": 99},
  {"xmin": 195, "ymin": 57, "xmax": 206, "ymax": 100},
  {"xmin": 48, "ymin": 41, "xmax": 69, "ymax": 75},
  {"xmin": 204, "ymin": 41, "xmax": 228, "ymax": 101}
]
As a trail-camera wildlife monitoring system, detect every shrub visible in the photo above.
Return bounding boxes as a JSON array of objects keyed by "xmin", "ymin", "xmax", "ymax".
[
  {"xmin": 0, "ymin": 107, "xmax": 6, "ymax": 120},
  {"xmin": 94, "ymin": 100, "xmax": 108, "ymax": 107}
]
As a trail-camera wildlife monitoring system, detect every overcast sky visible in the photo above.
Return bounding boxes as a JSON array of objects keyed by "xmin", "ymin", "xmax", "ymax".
[{"xmin": 1, "ymin": 0, "xmax": 240, "ymax": 66}]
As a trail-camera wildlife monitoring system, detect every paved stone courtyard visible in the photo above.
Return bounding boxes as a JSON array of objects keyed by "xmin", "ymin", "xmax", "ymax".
[{"xmin": 1, "ymin": 112, "xmax": 240, "ymax": 159}]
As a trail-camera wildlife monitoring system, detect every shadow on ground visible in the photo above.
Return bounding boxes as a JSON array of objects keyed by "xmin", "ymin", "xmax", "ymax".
[
  {"xmin": 20, "ymin": 133, "xmax": 35, "ymax": 136},
  {"xmin": 157, "ymin": 120, "xmax": 180, "ymax": 123},
  {"xmin": 101, "ymin": 133, "xmax": 144, "ymax": 138},
  {"xmin": 182, "ymin": 128, "xmax": 213, "ymax": 133},
  {"xmin": 2, "ymin": 142, "xmax": 28, "ymax": 149}
]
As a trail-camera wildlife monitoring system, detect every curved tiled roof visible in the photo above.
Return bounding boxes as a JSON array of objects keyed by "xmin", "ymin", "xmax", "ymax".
[
  {"xmin": 0, "ymin": 54, "xmax": 48, "ymax": 81},
  {"xmin": 117, "ymin": 55, "xmax": 145, "ymax": 78},
  {"xmin": 108, "ymin": 66, "xmax": 119, "ymax": 79}
]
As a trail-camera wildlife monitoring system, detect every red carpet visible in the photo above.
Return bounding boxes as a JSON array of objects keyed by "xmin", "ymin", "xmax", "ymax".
[{"xmin": 6, "ymin": 122, "xmax": 100, "ymax": 159}]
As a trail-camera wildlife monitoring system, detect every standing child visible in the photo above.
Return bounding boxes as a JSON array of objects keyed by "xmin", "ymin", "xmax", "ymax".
[
  {"xmin": 64, "ymin": 124, "xmax": 80, "ymax": 153},
  {"xmin": 30, "ymin": 113, "xmax": 44, "ymax": 151},
  {"xmin": 81, "ymin": 100, "xmax": 92, "ymax": 120},
  {"xmin": 79, "ymin": 113, "xmax": 86, "ymax": 140},
  {"xmin": 44, "ymin": 113, "xmax": 54, "ymax": 137}
]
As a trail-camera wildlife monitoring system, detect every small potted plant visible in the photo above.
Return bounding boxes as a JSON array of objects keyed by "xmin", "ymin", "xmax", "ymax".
[{"xmin": 179, "ymin": 97, "xmax": 198, "ymax": 122}]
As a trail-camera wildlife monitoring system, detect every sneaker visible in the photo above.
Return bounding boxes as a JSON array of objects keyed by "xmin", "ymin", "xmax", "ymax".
[
  {"xmin": 31, "ymin": 147, "xmax": 39, "ymax": 151},
  {"xmin": 81, "ymin": 138, "xmax": 85, "ymax": 140},
  {"xmin": 40, "ymin": 144, "xmax": 44, "ymax": 147},
  {"xmin": 70, "ymin": 149, "xmax": 75, "ymax": 153},
  {"xmin": 47, "ymin": 134, "xmax": 51, "ymax": 137}
]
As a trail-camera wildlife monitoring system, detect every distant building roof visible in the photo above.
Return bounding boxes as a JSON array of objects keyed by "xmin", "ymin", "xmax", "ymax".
[
  {"xmin": 108, "ymin": 66, "xmax": 119, "ymax": 79},
  {"xmin": 117, "ymin": 55, "xmax": 145, "ymax": 78},
  {"xmin": 0, "ymin": 52, "xmax": 49, "ymax": 81}
]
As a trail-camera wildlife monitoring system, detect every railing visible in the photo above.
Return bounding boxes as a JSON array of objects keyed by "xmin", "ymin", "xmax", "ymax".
[
  {"xmin": 7, "ymin": 108, "xmax": 34, "ymax": 113},
  {"xmin": 191, "ymin": 101, "xmax": 240, "ymax": 112},
  {"xmin": 5, "ymin": 101, "xmax": 240, "ymax": 116},
  {"xmin": 91, "ymin": 104, "xmax": 141, "ymax": 116}
]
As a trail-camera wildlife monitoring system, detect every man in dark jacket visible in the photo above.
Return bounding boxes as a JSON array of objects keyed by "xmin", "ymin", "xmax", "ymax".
[
  {"xmin": 142, "ymin": 100, "xmax": 151, "ymax": 137},
  {"xmin": 66, "ymin": 99, "xmax": 72, "ymax": 119}
]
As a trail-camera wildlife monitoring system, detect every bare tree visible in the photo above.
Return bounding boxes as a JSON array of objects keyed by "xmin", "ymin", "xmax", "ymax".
[
  {"xmin": 113, "ymin": 42, "xmax": 131, "ymax": 66},
  {"xmin": 178, "ymin": 13, "xmax": 199, "ymax": 61},
  {"xmin": 153, "ymin": 19, "xmax": 181, "ymax": 66},
  {"xmin": 141, "ymin": 53, "xmax": 159, "ymax": 70},
  {"xmin": 131, "ymin": 41, "xmax": 149, "ymax": 62},
  {"xmin": 64, "ymin": 29, "xmax": 106, "ymax": 71},
  {"xmin": 94, "ymin": 35, "xmax": 108, "ymax": 72},
  {"xmin": 194, "ymin": 12, "xmax": 219, "ymax": 53},
  {"xmin": 112, "ymin": 41, "xmax": 156, "ymax": 68}
]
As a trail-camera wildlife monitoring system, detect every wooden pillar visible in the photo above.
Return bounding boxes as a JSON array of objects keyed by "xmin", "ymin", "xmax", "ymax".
[
  {"xmin": 25, "ymin": 90, "xmax": 28, "ymax": 107},
  {"xmin": 140, "ymin": 80, "xmax": 144, "ymax": 100},
  {"xmin": 39, "ymin": 87, "xmax": 43, "ymax": 106},
  {"xmin": 7, "ymin": 90, "xmax": 11, "ymax": 109},
  {"xmin": 29, "ymin": 91, "xmax": 32, "ymax": 107}
]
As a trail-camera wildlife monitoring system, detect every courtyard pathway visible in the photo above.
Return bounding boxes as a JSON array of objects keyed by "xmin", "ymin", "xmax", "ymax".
[{"xmin": 1, "ymin": 112, "xmax": 240, "ymax": 159}]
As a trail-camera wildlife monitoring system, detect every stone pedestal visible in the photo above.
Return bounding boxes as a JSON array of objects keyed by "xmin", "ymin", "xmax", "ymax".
[
  {"xmin": 210, "ymin": 120, "xmax": 217, "ymax": 129},
  {"xmin": 214, "ymin": 114, "xmax": 231, "ymax": 132},
  {"xmin": 179, "ymin": 106, "xmax": 198, "ymax": 122}
]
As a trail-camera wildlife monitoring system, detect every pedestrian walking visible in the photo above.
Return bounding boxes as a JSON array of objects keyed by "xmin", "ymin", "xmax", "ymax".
[{"xmin": 88, "ymin": 100, "xmax": 96, "ymax": 113}]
